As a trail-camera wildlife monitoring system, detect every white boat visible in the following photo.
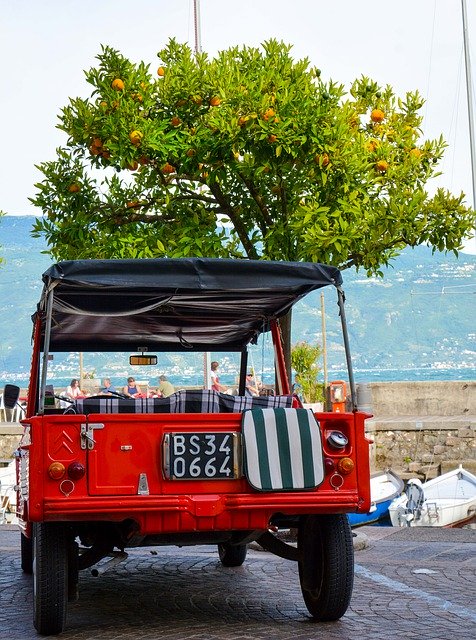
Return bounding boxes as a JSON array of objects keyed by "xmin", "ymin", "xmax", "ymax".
[
  {"xmin": 389, "ymin": 466, "xmax": 476, "ymax": 527},
  {"xmin": 348, "ymin": 469, "xmax": 403, "ymax": 527},
  {"xmin": 0, "ymin": 459, "xmax": 16, "ymax": 524}
]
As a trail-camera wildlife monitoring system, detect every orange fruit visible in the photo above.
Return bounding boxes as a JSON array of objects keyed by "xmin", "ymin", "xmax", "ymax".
[
  {"xmin": 320, "ymin": 153, "xmax": 330, "ymax": 166},
  {"xmin": 263, "ymin": 108, "xmax": 275, "ymax": 121},
  {"xmin": 162, "ymin": 162, "xmax": 175, "ymax": 174},
  {"xmin": 112, "ymin": 78, "xmax": 125, "ymax": 91},
  {"xmin": 126, "ymin": 200, "xmax": 139, "ymax": 209},
  {"xmin": 68, "ymin": 183, "xmax": 80, "ymax": 193},
  {"xmin": 126, "ymin": 160, "xmax": 139, "ymax": 171},
  {"xmin": 99, "ymin": 100, "xmax": 108, "ymax": 110},
  {"xmin": 157, "ymin": 66, "xmax": 166, "ymax": 77},
  {"xmin": 138, "ymin": 155, "xmax": 149, "ymax": 165},
  {"xmin": 186, "ymin": 148, "xmax": 196, "ymax": 158},
  {"xmin": 268, "ymin": 134, "xmax": 278, "ymax": 143},
  {"xmin": 132, "ymin": 93, "xmax": 143, "ymax": 102},
  {"xmin": 367, "ymin": 140, "xmax": 378, "ymax": 153},
  {"xmin": 238, "ymin": 116, "xmax": 247, "ymax": 127},
  {"xmin": 129, "ymin": 130, "xmax": 143, "ymax": 146},
  {"xmin": 375, "ymin": 160, "xmax": 388, "ymax": 172},
  {"xmin": 410, "ymin": 148, "xmax": 422, "ymax": 159},
  {"xmin": 209, "ymin": 96, "xmax": 221, "ymax": 107},
  {"xmin": 371, "ymin": 108, "xmax": 385, "ymax": 123},
  {"xmin": 170, "ymin": 116, "xmax": 182, "ymax": 127}
]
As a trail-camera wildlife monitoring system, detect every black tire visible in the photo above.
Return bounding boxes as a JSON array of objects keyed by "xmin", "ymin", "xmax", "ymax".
[
  {"xmin": 298, "ymin": 514, "xmax": 354, "ymax": 621},
  {"xmin": 20, "ymin": 532, "xmax": 33, "ymax": 574},
  {"xmin": 33, "ymin": 522, "xmax": 69, "ymax": 635},
  {"xmin": 218, "ymin": 542, "xmax": 247, "ymax": 567}
]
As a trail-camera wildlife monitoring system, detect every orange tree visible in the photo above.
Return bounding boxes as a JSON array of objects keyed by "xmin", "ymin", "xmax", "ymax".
[
  {"xmin": 31, "ymin": 39, "xmax": 475, "ymax": 266},
  {"xmin": 30, "ymin": 39, "xmax": 475, "ymax": 358}
]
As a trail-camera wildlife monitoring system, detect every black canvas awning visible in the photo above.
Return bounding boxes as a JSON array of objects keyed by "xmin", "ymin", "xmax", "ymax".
[{"xmin": 36, "ymin": 258, "xmax": 342, "ymax": 352}]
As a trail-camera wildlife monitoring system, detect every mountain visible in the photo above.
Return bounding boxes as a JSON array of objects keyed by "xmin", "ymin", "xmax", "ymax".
[{"xmin": 0, "ymin": 215, "xmax": 475, "ymax": 387}]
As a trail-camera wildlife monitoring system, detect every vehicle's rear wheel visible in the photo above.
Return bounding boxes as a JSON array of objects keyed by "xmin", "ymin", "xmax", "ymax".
[
  {"xmin": 217, "ymin": 542, "xmax": 247, "ymax": 567},
  {"xmin": 298, "ymin": 514, "xmax": 354, "ymax": 621},
  {"xmin": 33, "ymin": 522, "xmax": 69, "ymax": 635},
  {"xmin": 20, "ymin": 531, "xmax": 33, "ymax": 574}
]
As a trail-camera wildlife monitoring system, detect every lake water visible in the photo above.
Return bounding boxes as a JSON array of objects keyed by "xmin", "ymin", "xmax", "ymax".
[{"xmin": 3, "ymin": 364, "xmax": 475, "ymax": 392}]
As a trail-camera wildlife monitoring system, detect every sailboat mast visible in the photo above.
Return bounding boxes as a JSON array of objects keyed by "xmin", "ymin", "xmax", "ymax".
[{"xmin": 462, "ymin": 0, "xmax": 476, "ymax": 209}]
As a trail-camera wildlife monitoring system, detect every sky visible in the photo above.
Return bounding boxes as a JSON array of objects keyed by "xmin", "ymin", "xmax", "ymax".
[{"xmin": 1, "ymin": 0, "xmax": 475, "ymax": 251}]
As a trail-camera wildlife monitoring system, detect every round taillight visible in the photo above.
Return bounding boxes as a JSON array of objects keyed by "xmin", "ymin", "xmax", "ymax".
[
  {"xmin": 324, "ymin": 457, "xmax": 335, "ymax": 473},
  {"xmin": 48, "ymin": 462, "xmax": 66, "ymax": 480},
  {"xmin": 337, "ymin": 457, "xmax": 354, "ymax": 475},
  {"xmin": 68, "ymin": 462, "xmax": 86, "ymax": 480},
  {"xmin": 327, "ymin": 431, "xmax": 348, "ymax": 450}
]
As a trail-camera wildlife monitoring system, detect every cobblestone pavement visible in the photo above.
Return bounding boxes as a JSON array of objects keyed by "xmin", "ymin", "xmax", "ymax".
[{"xmin": 1, "ymin": 525, "xmax": 474, "ymax": 640}]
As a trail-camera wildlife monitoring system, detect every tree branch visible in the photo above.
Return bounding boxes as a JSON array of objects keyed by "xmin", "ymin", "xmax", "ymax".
[
  {"xmin": 207, "ymin": 182, "xmax": 259, "ymax": 259},
  {"xmin": 236, "ymin": 170, "xmax": 274, "ymax": 230}
]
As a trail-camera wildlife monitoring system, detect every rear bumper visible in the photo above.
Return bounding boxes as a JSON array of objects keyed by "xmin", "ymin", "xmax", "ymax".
[{"xmin": 34, "ymin": 490, "xmax": 368, "ymax": 533}]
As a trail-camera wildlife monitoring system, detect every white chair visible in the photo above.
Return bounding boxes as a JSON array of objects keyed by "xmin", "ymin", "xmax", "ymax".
[
  {"xmin": 12, "ymin": 403, "xmax": 25, "ymax": 422},
  {"xmin": 0, "ymin": 393, "xmax": 24, "ymax": 422},
  {"xmin": 0, "ymin": 394, "xmax": 6, "ymax": 422}
]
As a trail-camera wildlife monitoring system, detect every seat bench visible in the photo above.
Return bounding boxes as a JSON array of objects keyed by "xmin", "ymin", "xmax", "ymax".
[{"xmin": 74, "ymin": 389, "xmax": 296, "ymax": 415}]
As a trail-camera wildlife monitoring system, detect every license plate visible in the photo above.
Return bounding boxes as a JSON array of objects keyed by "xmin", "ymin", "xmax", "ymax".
[{"xmin": 163, "ymin": 432, "xmax": 240, "ymax": 480}]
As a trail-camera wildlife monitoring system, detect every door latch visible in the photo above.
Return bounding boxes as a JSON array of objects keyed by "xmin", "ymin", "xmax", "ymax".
[{"xmin": 80, "ymin": 423, "xmax": 105, "ymax": 450}]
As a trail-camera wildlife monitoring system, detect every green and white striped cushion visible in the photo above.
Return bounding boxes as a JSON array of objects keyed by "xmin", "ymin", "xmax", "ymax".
[{"xmin": 242, "ymin": 408, "xmax": 324, "ymax": 491}]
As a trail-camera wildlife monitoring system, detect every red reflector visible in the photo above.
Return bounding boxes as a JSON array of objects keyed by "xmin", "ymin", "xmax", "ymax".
[{"xmin": 68, "ymin": 462, "xmax": 85, "ymax": 480}]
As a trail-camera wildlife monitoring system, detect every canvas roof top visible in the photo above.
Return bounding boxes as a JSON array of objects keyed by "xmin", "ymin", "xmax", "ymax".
[{"xmin": 36, "ymin": 258, "xmax": 342, "ymax": 352}]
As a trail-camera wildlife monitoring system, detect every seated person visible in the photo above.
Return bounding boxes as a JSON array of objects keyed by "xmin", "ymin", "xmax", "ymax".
[
  {"xmin": 157, "ymin": 374, "xmax": 175, "ymax": 398},
  {"xmin": 123, "ymin": 377, "xmax": 142, "ymax": 398},
  {"xmin": 65, "ymin": 378, "xmax": 86, "ymax": 400},
  {"xmin": 210, "ymin": 361, "xmax": 228, "ymax": 392},
  {"xmin": 245, "ymin": 373, "xmax": 259, "ymax": 397},
  {"xmin": 100, "ymin": 378, "xmax": 117, "ymax": 395}
]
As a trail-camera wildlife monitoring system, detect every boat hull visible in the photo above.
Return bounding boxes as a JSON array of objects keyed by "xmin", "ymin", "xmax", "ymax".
[
  {"xmin": 348, "ymin": 470, "xmax": 403, "ymax": 527},
  {"xmin": 389, "ymin": 466, "xmax": 476, "ymax": 528}
]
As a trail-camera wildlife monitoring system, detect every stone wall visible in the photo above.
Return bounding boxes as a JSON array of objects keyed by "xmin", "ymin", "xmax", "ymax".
[
  {"xmin": 360, "ymin": 380, "xmax": 476, "ymax": 479},
  {"xmin": 0, "ymin": 425, "xmax": 21, "ymax": 462},
  {"xmin": 358, "ymin": 380, "xmax": 475, "ymax": 415}
]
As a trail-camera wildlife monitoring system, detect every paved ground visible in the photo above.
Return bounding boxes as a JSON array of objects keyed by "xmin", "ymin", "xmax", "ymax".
[{"xmin": 0, "ymin": 524, "xmax": 474, "ymax": 640}]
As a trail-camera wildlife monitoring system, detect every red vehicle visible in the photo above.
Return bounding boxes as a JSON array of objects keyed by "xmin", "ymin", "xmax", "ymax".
[{"xmin": 6, "ymin": 258, "xmax": 371, "ymax": 635}]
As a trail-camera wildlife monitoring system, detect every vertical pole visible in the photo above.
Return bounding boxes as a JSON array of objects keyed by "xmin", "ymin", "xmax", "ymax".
[
  {"xmin": 320, "ymin": 292, "xmax": 328, "ymax": 388},
  {"xmin": 238, "ymin": 349, "xmax": 248, "ymax": 395},
  {"xmin": 462, "ymin": 0, "xmax": 476, "ymax": 209},
  {"xmin": 271, "ymin": 320, "xmax": 290, "ymax": 395},
  {"xmin": 204, "ymin": 351, "xmax": 211, "ymax": 389},
  {"xmin": 79, "ymin": 352, "xmax": 84, "ymax": 383},
  {"xmin": 193, "ymin": 0, "xmax": 202, "ymax": 55},
  {"xmin": 336, "ymin": 287, "xmax": 357, "ymax": 411},
  {"xmin": 39, "ymin": 289, "xmax": 54, "ymax": 415}
]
